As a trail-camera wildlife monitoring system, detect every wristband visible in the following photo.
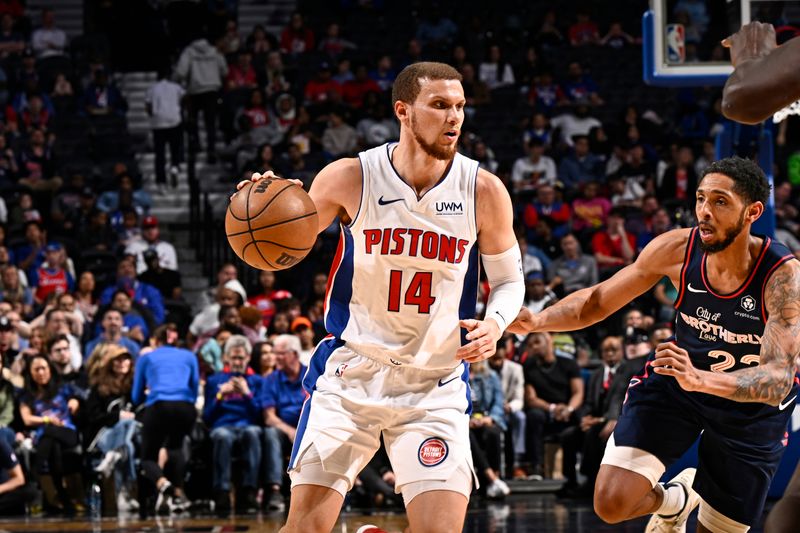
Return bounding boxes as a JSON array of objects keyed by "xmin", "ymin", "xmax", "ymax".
[{"xmin": 42, "ymin": 416, "xmax": 50, "ymax": 425}]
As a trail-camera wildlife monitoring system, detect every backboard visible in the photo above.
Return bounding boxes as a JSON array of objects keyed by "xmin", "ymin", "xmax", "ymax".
[{"xmin": 643, "ymin": 0, "xmax": 800, "ymax": 87}]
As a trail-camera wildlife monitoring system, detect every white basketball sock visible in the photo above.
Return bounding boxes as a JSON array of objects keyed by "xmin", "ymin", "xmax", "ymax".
[{"xmin": 656, "ymin": 482, "xmax": 687, "ymax": 517}]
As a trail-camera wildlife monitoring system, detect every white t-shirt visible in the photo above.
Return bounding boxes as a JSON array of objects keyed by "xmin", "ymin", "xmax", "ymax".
[
  {"xmin": 550, "ymin": 113, "xmax": 602, "ymax": 146},
  {"xmin": 125, "ymin": 239, "xmax": 179, "ymax": 274},
  {"xmin": 145, "ymin": 80, "xmax": 185, "ymax": 129},
  {"xmin": 511, "ymin": 155, "xmax": 557, "ymax": 189}
]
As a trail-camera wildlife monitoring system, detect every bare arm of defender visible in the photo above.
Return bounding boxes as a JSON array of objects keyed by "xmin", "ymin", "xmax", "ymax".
[
  {"xmin": 652, "ymin": 260, "xmax": 800, "ymax": 406},
  {"xmin": 722, "ymin": 22, "xmax": 800, "ymax": 124},
  {"xmin": 508, "ymin": 229, "xmax": 688, "ymax": 334},
  {"xmin": 456, "ymin": 169, "xmax": 523, "ymax": 363}
]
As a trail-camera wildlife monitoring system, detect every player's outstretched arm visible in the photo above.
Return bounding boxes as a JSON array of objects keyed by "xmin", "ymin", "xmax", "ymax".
[
  {"xmin": 507, "ymin": 229, "xmax": 688, "ymax": 334},
  {"xmin": 456, "ymin": 170, "xmax": 523, "ymax": 363},
  {"xmin": 722, "ymin": 22, "xmax": 800, "ymax": 124},
  {"xmin": 661, "ymin": 260, "xmax": 800, "ymax": 406}
]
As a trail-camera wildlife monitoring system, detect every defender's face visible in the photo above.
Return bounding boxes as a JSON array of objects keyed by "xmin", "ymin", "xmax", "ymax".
[
  {"xmin": 695, "ymin": 173, "xmax": 752, "ymax": 253},
  {"xmin": 402, "ymin": 79, "xmax": 465, "ymax": 161}
]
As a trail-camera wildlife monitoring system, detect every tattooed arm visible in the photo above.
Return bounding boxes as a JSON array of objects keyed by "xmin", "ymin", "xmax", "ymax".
[{"xmin": 653, "ymin": 260, "xmax": 800, "ymax": 405}]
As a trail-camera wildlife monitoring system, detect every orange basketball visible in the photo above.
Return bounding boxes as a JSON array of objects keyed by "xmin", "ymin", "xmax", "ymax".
[{"xmin": 225, "ymin": 178, "xmax": 319, "ymax": 271}]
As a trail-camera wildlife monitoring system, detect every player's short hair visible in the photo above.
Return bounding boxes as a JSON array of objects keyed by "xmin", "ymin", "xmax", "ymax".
[
  {"xmin": 391, "ymin": 62, "xmax": 462, "ymax": 106},
  {"xmin": 700, "ymin": 156, "xmax": 771, "ymax": 205}
]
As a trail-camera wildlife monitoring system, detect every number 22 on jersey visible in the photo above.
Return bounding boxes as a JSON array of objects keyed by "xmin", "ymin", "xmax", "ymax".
[{"xmin": 387, "ymin": 270, "xmax": 436, "ymax": 313}]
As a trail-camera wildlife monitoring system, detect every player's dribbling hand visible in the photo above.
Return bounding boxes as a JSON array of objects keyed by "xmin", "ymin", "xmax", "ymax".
[
  {"xmin": 652, "ymin": 341, "xmax": 703, "ymax": 392},
  {"xmin": 722, "ymin": 21, "xmax": 777, "ymax": 67},
  {"xmin": 506, "ymin": 307, "xmax": 540, "ymax": 335},
  {"xmin": 231, "ymin": 171, "xmax": 304, "ymax": 200},
  {"xmin": 455, "ymin": 318, "xmax": 502, "ymax": 363}
]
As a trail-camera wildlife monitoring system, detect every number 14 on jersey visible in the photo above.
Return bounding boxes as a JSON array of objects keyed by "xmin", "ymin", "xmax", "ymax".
[{"xmin": 387, "ymin": 270, "xmax": 436, "ymax": 314}]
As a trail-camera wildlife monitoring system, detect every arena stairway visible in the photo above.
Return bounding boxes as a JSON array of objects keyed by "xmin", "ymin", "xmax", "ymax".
[{"xmin": 237, "ymin": 0, "xmax": 295, "ymax": 38}]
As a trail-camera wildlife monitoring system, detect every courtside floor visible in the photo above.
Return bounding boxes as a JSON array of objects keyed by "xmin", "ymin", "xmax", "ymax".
[{"xmin": 0, "ymin": 494, "xmax": 771, "ymax": 532}]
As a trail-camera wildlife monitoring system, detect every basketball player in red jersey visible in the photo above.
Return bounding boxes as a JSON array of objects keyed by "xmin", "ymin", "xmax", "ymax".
[
  {"xmin": 237, "ymin": 62, "xmax": 523, "ymax": 533},
  {"xmin": 723, "ymin": 20, "xmax": 800, "ymax": 533}
]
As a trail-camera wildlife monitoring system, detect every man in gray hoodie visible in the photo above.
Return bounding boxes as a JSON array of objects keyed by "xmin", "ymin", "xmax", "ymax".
[{"xmin": 176, "ymin": 37, "xmax": 228, "ymax": 163}]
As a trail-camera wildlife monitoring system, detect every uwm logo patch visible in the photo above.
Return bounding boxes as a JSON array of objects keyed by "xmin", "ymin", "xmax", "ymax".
[
  {"xmin": 418, "ymin": 437, "xmax": 448, "ymax": 467},
  {"xmin": 435, "ymin": 201, "xmax": 463, "ymax": 216}
]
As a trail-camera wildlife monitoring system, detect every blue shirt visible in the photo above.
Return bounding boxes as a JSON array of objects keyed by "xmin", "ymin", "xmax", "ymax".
[
  {"xmin": 203, "ymin": 372, "xmax": 262, "ymax": 429},
  {"xmin": 100, "ymin": 280, "xmax": 164, "ymax": 325},
  {"xmin": 469, "ymin": 370, "xmax": 507, "ymax": 431},
  {"xmin": 84, "ymin": 336, "xmax": 140, "ymax": 361},
  {"xmin": 132, "ymin": 346, "xmax": 199, "ymax": 407},
  {"xmin": 260, "ymin": 366, "xmax": 307, "ymax": 428}
]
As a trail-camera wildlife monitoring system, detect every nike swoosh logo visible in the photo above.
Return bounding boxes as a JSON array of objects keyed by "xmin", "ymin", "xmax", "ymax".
[
  {"xmin": 378, "ymin": 196, "xmax": 404, "ymax": 206},
  {"xmin": 438, "ymin": 376, "xmax": 459, "ymax": 387},
  {"xmin": 779, "ymin": 395, "xmax": 797, "ymax": 411},
  {"xmin": 687, "ymin": 283, "xmax": 707, "ymax": 294}
]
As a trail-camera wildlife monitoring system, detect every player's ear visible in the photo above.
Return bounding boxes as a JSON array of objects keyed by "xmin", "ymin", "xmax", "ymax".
[
  {"xmin": 747, "ymin": 201, "xmax": 764, "ymax": 223},
  {"xmin": 394, "ymin": 99, "xmax": 409, "ymax": 123}
]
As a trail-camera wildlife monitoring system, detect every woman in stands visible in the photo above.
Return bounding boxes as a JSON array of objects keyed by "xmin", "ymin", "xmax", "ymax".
[
  {"xmin": 85, "ymin": 344, "xmax": 138, "ymax": 512},
  {"xmin": 19, "ymin": 354, "xmax": 83, "ymax": 514},
  {"xmin": 74, "ymin": 271, "xmax": 98, "ymax": 325}
]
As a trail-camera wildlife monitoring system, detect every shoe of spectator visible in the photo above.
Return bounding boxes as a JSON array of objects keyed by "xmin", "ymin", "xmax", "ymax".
[
  {"xmin": 168, "ymin": 494, "xmax": 190, "ymax": 514},
  {"xmin": 169, "ymin": 166, "xmax": 180, "ymax": 188},
  {"xmin": 265, "ymin": 489, "xmax": 285, "ymax": 512},
  {"xmin": 94, "ymin": 450, "xmax": 122, "ymax": 479},
  {"xmin": 486, "ymin": 478, "xmax": 511, "ymax": 499},
  {"xmin": 645, "ymin": 468, "xmax": 700, "ymax": 533},
  {"xmin": 512, "ymin": 467, "xmax": 528, "ymax": 480},
  {"xmin": 214, "ymin": 490, "xmax": 231, "ymax": 517},
  {"xmin": 155, "ymin": 481, "xmax": 174, "ymax": 514},
  {"xmin": 356, "ymin": 526, "xmax": 389, "ymax": 533},
  {"xmin": 236, "ymin": 487, "xmax": 259, "ymax": 514},
  {"xmin": 117, "ymin": 487, "xmax": 139, "ymax": 514}
]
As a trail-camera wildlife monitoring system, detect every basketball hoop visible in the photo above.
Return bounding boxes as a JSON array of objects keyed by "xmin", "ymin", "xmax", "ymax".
[{"xmin": 773, "ymin": 100, "xmax": 800, "ymax": 123}]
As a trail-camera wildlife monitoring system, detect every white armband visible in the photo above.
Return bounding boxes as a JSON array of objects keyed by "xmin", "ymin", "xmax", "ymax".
[{"xmin": 481, "ymin": 245, "xmax": 525, "ymax": 331}]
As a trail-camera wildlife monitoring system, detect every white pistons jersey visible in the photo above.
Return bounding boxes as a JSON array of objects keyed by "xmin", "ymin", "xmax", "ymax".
[{"xmin": 324, "ymin": 143, "xmax": 480, "ymax": 371}]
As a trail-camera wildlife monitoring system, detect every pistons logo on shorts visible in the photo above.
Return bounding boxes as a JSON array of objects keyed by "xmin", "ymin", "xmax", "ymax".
[{"xmin": 418, "ymin": 437, "xmax": 448, "ymax": 467}]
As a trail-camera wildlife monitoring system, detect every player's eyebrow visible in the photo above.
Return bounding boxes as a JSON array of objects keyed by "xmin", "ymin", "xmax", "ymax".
[{"xmin": 696, "ymin": 188, "xmax": 733, "ymax": 198}]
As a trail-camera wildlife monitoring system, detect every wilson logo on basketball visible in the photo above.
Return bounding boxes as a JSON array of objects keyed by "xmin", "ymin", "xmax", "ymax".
[
  {"xmin": 418, "ymin": 437, "xmax": 448, "ymax": 467},
  {"xmin": 275, "ymin": 252, "xmax": 300, "ymax": 267},
  {"xmin": 254, "ymin": 178, "xmax": 276, "ymax": 194}
]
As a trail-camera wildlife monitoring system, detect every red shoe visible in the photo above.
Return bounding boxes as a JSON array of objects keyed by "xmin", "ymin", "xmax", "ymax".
[{"xmin": 356, "ymin": 526, "xmax": 389, "ymax": 533}]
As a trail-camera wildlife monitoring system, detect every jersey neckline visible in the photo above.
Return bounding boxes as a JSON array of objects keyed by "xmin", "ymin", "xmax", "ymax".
[
  {"xmin": 700, "ymin": 234, "xmax": 770, "ymax": 299},
  {"xmin": 385, "ymin": 142, "xmax": 457, "ymax": 202}
]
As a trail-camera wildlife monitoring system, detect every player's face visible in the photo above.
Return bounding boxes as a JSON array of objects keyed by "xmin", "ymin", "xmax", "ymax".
[
  {"xmin": 406, "ymin": 79, "xmax": 465, "ymax": 161},
  {"xmin": 696, "ymin": 173, "xmax": 750, "ymax": 254}
]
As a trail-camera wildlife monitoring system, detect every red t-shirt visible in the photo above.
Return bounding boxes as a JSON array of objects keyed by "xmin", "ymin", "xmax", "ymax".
[
  {"xmin": 304, "ymin": 79, "xmax": 342, "ymax": 103},
  {"xmin": 591, "ymin": 231, "xmax": 636, "ymax": 265}
]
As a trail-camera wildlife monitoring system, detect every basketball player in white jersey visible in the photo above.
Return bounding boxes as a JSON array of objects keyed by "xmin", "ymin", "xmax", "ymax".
[
  {"xmin": 238, "ymin": 62, "xmax": 523, "ymax": 533},
  {"xmin": 723, "ymin": 21, "xmax": 800, "ymax": 533}
]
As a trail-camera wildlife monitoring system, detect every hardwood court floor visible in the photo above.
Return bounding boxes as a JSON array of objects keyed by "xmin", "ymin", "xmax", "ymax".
[{"xmin": 0, "ymin": 494, "xmax": 769, "ymax": 532}]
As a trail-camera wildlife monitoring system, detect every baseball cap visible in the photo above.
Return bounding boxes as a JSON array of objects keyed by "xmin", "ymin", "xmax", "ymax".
[
  {"xmin": 143, "ymin": 249, "xmax": 158, "ymax": 262},
  {"xmin": 526, "ymin": 270, "xmax": 544, "ymax": 282},
  {"xmin": 45, "ymin": 242, "xmax": 63, "ymax": 253},
  {"xmin": 0, "ymin": 316, "xmax": 12, "ymax": 331},
  {"xmin": 291, "ymin": 316, "xmax": 312, "ymax": 332},
  {"xmin": 142, "ymin": 215, "xmax": 159, "ymax": 228}
]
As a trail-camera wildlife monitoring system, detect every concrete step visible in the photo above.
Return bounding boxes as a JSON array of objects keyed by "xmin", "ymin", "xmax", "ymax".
[{"xmin": 183, "ymin": 275, "xmax": 209, "ymax": 292}]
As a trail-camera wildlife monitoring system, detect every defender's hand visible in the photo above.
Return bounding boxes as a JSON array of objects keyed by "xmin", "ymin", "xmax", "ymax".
[
  {"xmin": 652, "ymin": 341, "xmax": 704, "ymax": 392},
  {"xmin": 231, "ymin": 171, "xmax": 303, "ymax": 200},
  {"xmin": 722, "ymin": 21, "xmax": 777, "ymax": 67},
  {"xmin": 507, "ymin": 307, "xmax": 540, "ymax": 335},
  {"xmin": 455, "ymin": 318, "xmax": 502, "ymax": 363}
]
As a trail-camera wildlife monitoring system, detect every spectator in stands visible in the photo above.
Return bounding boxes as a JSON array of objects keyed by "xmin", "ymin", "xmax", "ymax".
[
  {"xmin": 83, "ymin": 67, "xmax": 127, "ymax": 117},
  {"xmin": 591, "ymin": 207, "xmax": 636, "ymax": 278},
  {"xmin": 219, "ymin": 18, "xmax": 240, "ymax": 55},
  {"xmin": 0, "ymin": 347, "xmax": 14, "ymax": 447},
  {"xmin": 547, "ymin": 233, "xmax": 598, "ymax": 296},
  {"xmin": 478, "ymin": 44, "xmax": 515, "ymax": 91},
  {"xmin": 280, "ymin": 12, "xmax": 315, "ymax": 55},
  {"xmin": 198, "ymin": 325, "xmax": 236, "ymax": 376},
  {"xmin": 460, "ymin": 64, "xmax": 490, "ymax": 118},
  {"xmin": 636, "ymin": 207, "xmax": 674, "ymax": 251},
  {"xmin": 108, "ymin": 289, "xmax": 150, "ymax": 344},
  {"xmin": 488, "ymin": 341, "xmax": 526, "ymax": 478},
  {"xmin": 290, "ymin": 316, "xmax": 314, "ymax": 366},
  {"xmin": 47, "ymin": 333, "xmax": 87, "ymax": 391},
  {"xmin": 225, "ymin": 49, "xmax": 257, "ymax": 91},
  {"xmin": 198, "ymin": 262, "xmax": 240, "ymax": 311},
  {"xmin": 203, "ymin": 335, "xmax": 262, "ymax": 515},
  {"xmin": 84, "ymin": 344, "xmax": 139, "ymax": 512},
  {"xmin": 318, "ymin": 22, "xmax": 356, "ymax": 59},
  {"xmin": 51, "ymin": 73, "xmax": 73, "ymax": 97},
  {"xmin": 551, "ymin": 104, "xmax": 602, "ymax": 149},
  {"xmin": 17, "ymin": 128, "xmax": 62, "ymax": 194},
  {"xmin": 0, "ymin": 14, "xmax": 24, "ymax": 60},
  {"xmin": 523, "ymin": 332, "xmax": 584, "ymax": 481},
  {"xmin": 125, "ymin": 215, "xmax": 177, "ymax": 275},
  {"xmin": 85, "ymin": 308, "xmax": 141, "ymax": 360},
  {"xmin": 568, "ymin": 10, "xmax": 600, "ymax": 47},
  {"xmin": 138, "ymin": 249, "xmax": 182, "ymax": 301},
  {"xmin": 261, "ymin": 51, "xmax": 291, "ymax": 99},
  {"xmin": 356, "ymin": 102, "xmax": 399, "ymax": 149},
  {"xmin": 522, "ymin": 112, "xmax": 553, "ymax": 152},
  {"xmin": 42, "ymin": 309, "xmax": 81, "ymax": 370},
  {"xmin": 514, "ymin": 46, "xmax": 542, "ymax": 90},
  {"xmin": 252, "ymin": 341, "xmax": 275, "ymax": 377},
  {"xmin": 561, "ymin": 335, "xmax": 624, "ymax": 496},
  {"xmin": 563, "ymin": 62, "xmax": 604, "ymax": 106},
  {"xmin": 469, "ymin": 359, "xmax": 510, "ymax": 498},
  {"xmin": 332, "ymin": 57, "xmax": 354, "ymax": 85},
  {"xmin": 369, "ymin": 55, "xmax": 396, "ymax": 93},
  {"xmin": 523, "ymin": 184, "xmax": 571, "ymax": 240},
  {"xmin": 97, "ymin": 174, "xmax": 152, "ymax": 216},
  {"xmin": 247, "ymin": 24, "xmax": 277, "ymax": 59},
  {"xmin": 557, "ymin": 134, "xmax": 604, "ymax": 193},
  {"xmin": 7, "ymin": 93, "xmax": 50, "ymax": 133},
  {"xmin": 322, "ymin": 107, "xmax": 358, "ymax": 158},
  {"xmin": 74, "ymin": 271, "xmax": 98, "ymax": 324},
  {"xmin": 571, "ymin": 181, "xmax": 611, "ymax": 236},
  {"xmin": 29, "ymin": 242, "xmax": 73, "ymax": 305},
  {"xmin": 523, "ymin": 271, "xmax": 557, "ymax": 314},
  {"xmin": 176, "ymin": 36, "xmax": 227, "ymax": 164},
  {"xmin": 99, "ymin": 255, "xmax": 164, "ymax": 326},
  {"xmin": 658, "ymin": 145, "xmax": 697, "ymax": 208},
  {"xmin": 132, "ymin": 324, "xmax": 198, "ymax": 515},
  {"xmin": 0, "ymin": 264, "xmax": 32, "ymax": 317},
  {"xmin": 600, "ymin": 21, "xmax": 636, "ymax": 49},
  {"xmin": 190, "ymin": 280, "xmax": 245, "ymax": 342},
  {"xmin": 304, "ymin": 62, "xmax": 342, "ymax": 105},
  {"xmin": 613, "ymin": 143, "xmax": 654, "ymax": 202},
  {"xmin": 415, "ymin": 5, "xmax": 458, "ymax": 52},
  {"xmin": 0, "ymin": 316, "xmax": 16, "ymax": 373},
  {"xmin": 19, "ymin": 355, "xmax": 82, "ymax": 513},
  {"xmin": 0, "ymin": 436, "xmax": 34, "ymax": 515},
  {"xmin": 511, "ymin": 138, "xmax": 557, "ymax": 193},
  {"xmin": 145, "ymin": 66, "xmax": 184, "ymax": 194},
  {"xmin": 261, "ymin": 334, "xmax": 307, "ymax": 512},
  {"xmin": 342, "ymin": 63, "xmax": 381, "ymax": 109},
  {"xmin": 527, "ymin": 70, "xmax": 567, "ymax": 116},
  {"xmin": 247, "ymin": 269, "xmax": 290, "ymax": 329},
  {"xmin": 31, "ymin": 8, "xmax": 66, "ymax": 59}
]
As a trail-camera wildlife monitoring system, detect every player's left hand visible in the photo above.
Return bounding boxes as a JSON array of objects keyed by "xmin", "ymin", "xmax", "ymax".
[
  {"xmin": 456, "ymin": 318, "xmax": 502, "ymax": 363},
  {"xmin": 722, "ymin": 21, "xmax": 777, "ymax": 67},
  {"xmin": 231, "ymin": 171, "xmax": 304, "ymax": 200},
  {"xmin": 651, "ymin": 341, "xmax": 704, "ymax": 392}
]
